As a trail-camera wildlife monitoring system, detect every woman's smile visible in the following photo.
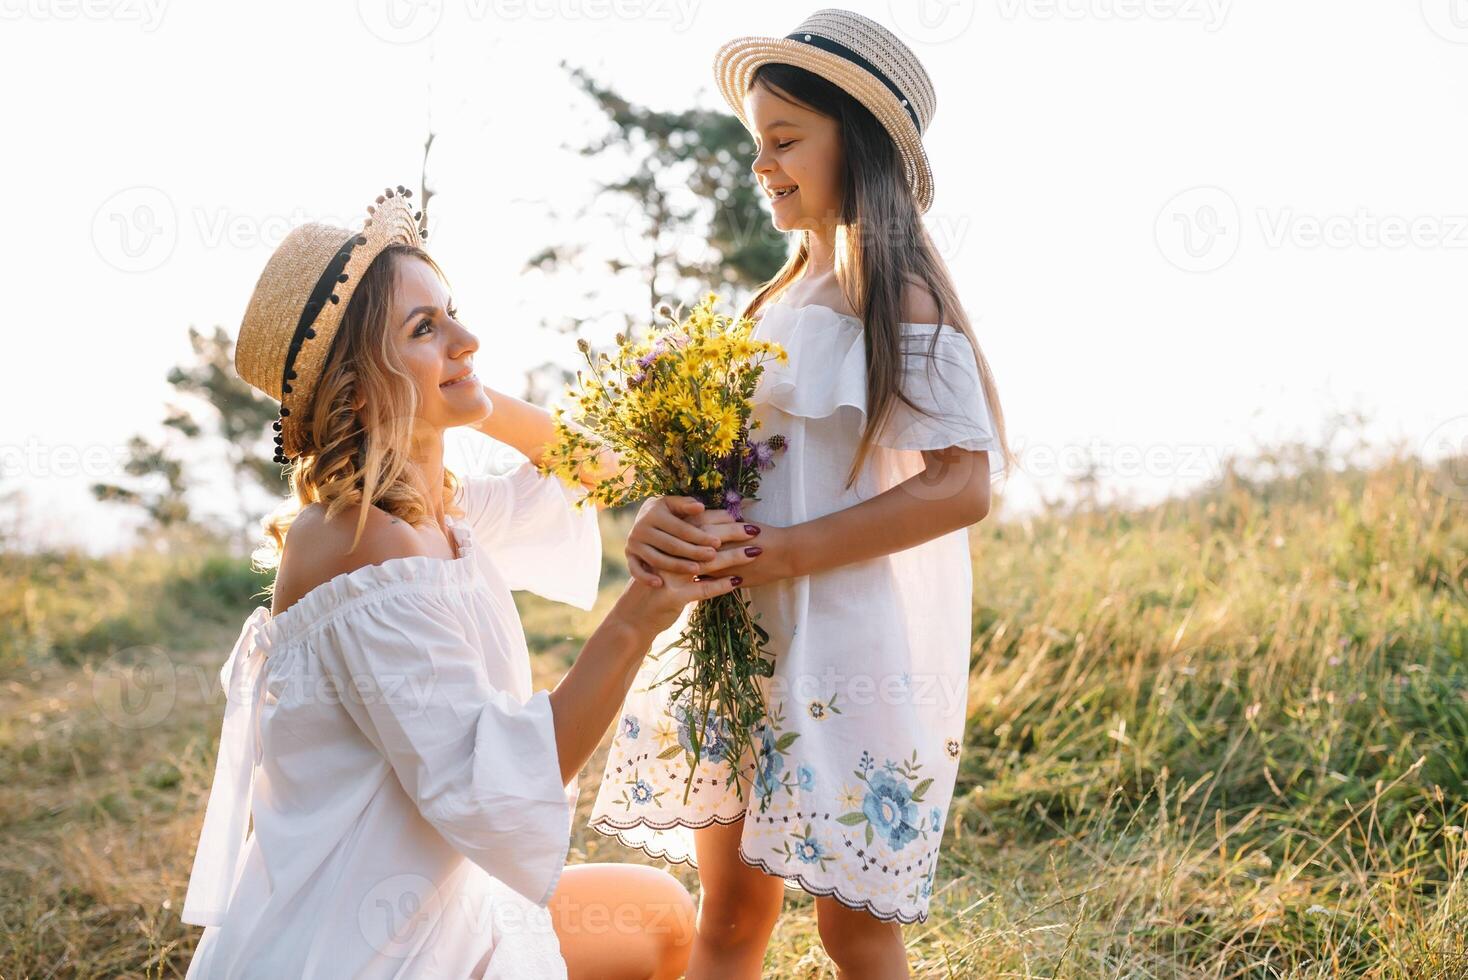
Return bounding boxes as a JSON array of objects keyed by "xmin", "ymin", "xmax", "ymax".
[{"xmin": 440, "ymin": 369, "xmax": 478, "ymax": 389}]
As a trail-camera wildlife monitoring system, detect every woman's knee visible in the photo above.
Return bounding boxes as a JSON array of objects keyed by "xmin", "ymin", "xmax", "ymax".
[
  {"xmin": 554, "ymin": 863, "xmax": 695, "ymax": 980},
  {"xmin": 638, "ymin": 867, "xmax": 697, "ymax": 973}
]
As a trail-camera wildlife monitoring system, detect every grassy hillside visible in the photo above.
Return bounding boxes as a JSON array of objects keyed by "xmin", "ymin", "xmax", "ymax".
[{"xmin": 1, "ymin": 449, "xmax": 1463, "ymax": 977}]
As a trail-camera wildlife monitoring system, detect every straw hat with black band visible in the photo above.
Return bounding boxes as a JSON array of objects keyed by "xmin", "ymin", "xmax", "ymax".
[
  {"xmin": 713, "ymin": 8, "xmax": 938, "ymax": 212},
  {"xmin": 234, "ymin": 185, "xmax": 428, "ymax": 464}
]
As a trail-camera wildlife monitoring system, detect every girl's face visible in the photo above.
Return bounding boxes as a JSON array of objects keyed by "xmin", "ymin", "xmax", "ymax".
[
  {"xmin": 387, "ymin": 256, "xmax": 491, "ymax": 436},
  {"xmin": 746, "ymin": 81, "xmax": 844, "ymax": 233}
]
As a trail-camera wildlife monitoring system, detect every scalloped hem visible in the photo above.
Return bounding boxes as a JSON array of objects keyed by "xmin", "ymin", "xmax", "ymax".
[
  {"xmin": 589, "ymin": 815, "xmax": 932, "ymax": 924},
  {"xmin": 588, "ymin": 813, "xmax": 744, "ymax": 868},
  {"xmin": 735, "ymin": 847, "xmax": 931, "ymax": 925}
]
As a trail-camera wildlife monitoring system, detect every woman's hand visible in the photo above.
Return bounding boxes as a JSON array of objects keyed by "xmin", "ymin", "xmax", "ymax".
[
  {"xmin": 610, "ymin": 572, "xmax": 743, "ymax": 639},
  {"xmin": 625, "ymin": 496, "xmax": 764, "ymax": 587}
]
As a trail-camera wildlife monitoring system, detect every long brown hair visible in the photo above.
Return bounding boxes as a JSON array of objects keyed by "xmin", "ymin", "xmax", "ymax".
[
  {"xmin": 251, "ymin": 244, "xmax": 464, "ymax": 583},
  {"xmin": 740, "ymin": 63, "xmax": 1014, "ymax": 489}
]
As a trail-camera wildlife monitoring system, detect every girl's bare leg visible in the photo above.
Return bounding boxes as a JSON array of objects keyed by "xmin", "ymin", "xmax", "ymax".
[
  {"xmin": 813, "ymin": 896, "xmax": 909, "ymax": 979},
  {"xmin": 685, "ymin": 817, "xmax": 785, "ymax": 979},
  {"xmin": 551, "ymin": 863, "xmax": 696, "ymax": 980}
]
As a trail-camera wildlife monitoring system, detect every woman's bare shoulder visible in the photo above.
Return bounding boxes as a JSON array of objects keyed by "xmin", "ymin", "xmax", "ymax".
[{"xmin": 272, "ymin": 503, "xmax": 428, "ymax": 616}]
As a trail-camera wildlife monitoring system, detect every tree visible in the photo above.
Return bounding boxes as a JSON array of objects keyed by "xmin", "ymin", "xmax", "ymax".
[
  {"xmin": 93, "ymin": 326, "xmax": 285, "ymax": 546},
  {"xmin": 529, "ymin": 65, "xmax": 788, "ymax": 340}
]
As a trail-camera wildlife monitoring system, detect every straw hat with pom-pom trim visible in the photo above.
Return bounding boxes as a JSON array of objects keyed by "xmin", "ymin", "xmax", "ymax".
[
  {"xmin": 713, "ymin": 8, "xmax": 937, "ymax": 212},
  {"xmin": 234, "ymin": 185, "xmax": 428, "ymax": 464}
]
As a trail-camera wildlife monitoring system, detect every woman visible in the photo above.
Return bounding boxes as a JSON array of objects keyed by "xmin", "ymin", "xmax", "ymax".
[{"xmin": 181, "ymin": 186, "xmax": 759, "ymax": 979}]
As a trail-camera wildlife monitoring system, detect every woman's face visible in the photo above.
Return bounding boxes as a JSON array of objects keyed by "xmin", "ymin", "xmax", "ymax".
[
  {"xmin": 746, "ymin": 80, "xmax": 844, "ymax": 233},
  {"xmin": 387, "ymin": 256, "xmax": 491, "ymax": 437}
]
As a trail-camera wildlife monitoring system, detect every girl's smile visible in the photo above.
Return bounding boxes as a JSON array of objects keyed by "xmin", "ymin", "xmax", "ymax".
[{"xmin": 746, "ymin": 82, "xmax": 843, "ymax": 234}]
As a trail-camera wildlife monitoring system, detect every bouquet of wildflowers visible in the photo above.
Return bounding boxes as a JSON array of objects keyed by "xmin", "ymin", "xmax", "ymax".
[{"xmin": 539, "ymin": 294, "xmax": 787, "ymax": 802}]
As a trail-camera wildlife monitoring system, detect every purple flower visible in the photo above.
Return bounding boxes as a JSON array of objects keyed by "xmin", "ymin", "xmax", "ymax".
[
  {"xmin": 743, "ymin": 440, "xmax": 777, "ymax": 472},
  {"xmin": 723, "ymin": 489, "xmax": 744, "ymax": 522}
]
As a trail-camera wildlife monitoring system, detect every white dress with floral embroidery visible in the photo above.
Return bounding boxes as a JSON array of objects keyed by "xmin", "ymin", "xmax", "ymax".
[
  {"xmin": 589, "ymin": 299, "xmax": 1003, "ymax": 923},
  {"xmin": 181, "ymin": 461, "xmax": 600, "ymax": 979}
]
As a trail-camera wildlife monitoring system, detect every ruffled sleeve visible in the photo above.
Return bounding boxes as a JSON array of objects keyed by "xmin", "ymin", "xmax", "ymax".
[
  {"xmin": 314, "ymin": 587, "xmax": 574, "ymax": 907},
  {"xmin": 873, "ymin": 324, "xmax": 1003, "ymax": 466},
  {"xmin": 456, "ymin": 458, "xmax": 602, "ymax": 609},
  {"xmin": 752, "ymin": 304, "xmax": 1003, "ymax": 475}
]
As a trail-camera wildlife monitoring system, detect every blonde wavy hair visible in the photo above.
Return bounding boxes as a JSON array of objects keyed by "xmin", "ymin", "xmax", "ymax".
[{"xmin": 250, "ymin": 244, "xmax": 465, "ymax": 586}]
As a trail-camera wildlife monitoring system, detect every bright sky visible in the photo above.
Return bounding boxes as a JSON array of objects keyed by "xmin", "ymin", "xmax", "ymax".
[{"xmin": 3, "ymin": 0, "xmax": 1464, "ymax": 553}]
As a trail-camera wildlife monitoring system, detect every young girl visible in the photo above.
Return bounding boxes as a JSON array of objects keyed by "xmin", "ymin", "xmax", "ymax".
[
  {"xmin": 589, "ymin": 9, "xmax": 1014, "ymax": 977},
  {"xmin": 181, "ymin": 187, "xmax": 756, "ymax": 979}
]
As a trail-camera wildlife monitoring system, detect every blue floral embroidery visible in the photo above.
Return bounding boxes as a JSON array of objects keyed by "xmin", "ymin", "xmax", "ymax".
[
  {"xmin": 929, "ymin": 806, "xmax": 942, "ymax": 833},
  {"xmin": 797, "ymin": 764, "xmax": 815, "ymax": 792},
  {"xmin": 752, "ymin": 721, "xmax": 785, "ymax": 797},
  {"xmin": 613, "ymin": 767, "xmax": 666, "ymax": 811},
  {"xmin": 780, "ymin": 822, "xmax": 833, "ymax": 872},
  {"xmin": 621, "ymin": 714, "xmax": 640, "ymax": 740},
  {"xmin": 672, "ymin": 700, "xmax": 732, "ymax": 764},
  {"xmin": 862, "ymin": 770, "xmax": 922, "ymax": 850},
  {"xmin": 837, "ymin": 749, "xmax": 933, "ymax": 852}
]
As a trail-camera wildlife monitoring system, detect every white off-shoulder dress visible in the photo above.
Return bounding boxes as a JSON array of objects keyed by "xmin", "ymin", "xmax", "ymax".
[
  {"xmin": 590, "ymin": 299, "xmax": 1003, "ymax": 924},
  {"xmin": 181, "ymin": 461, "xmax": 601, "ymax": 979}
]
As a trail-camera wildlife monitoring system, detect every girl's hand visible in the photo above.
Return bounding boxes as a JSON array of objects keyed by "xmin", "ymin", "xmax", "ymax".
[
  {"xmin": 697, "ymin": 521, "xmax": 795, "ymax": 589},
  {"xmin": 611, "ymin": 571, "xmax": 743, "ymax": 639},
  {"xmin": 626, "ymin": 496, "xmax": 762, "ymax": 587}
]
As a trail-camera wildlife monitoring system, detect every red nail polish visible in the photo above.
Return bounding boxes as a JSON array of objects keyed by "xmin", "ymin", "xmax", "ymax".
[
  {"xmin": 744, "ymin": 524, "xmax": 761, "ymax": 536},
  {"xmin": 730, "ymin": 576, "xmax": 743, "ymax": 586},
  {"xmin": 745, "ymin": 546, "xmax": 762, "ymax": 558}
]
